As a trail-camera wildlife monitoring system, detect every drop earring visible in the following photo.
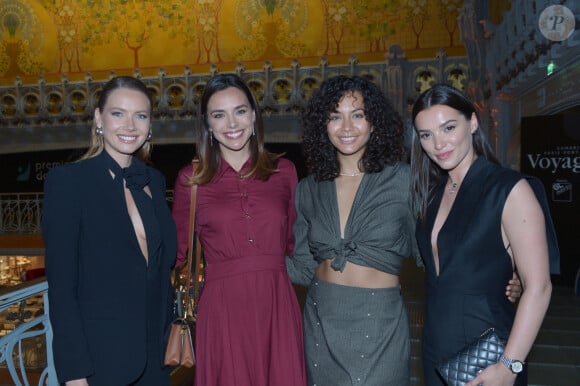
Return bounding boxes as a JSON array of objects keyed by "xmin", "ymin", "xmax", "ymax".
[
  {"xmin": 147, "ymin": 131, "xmax": 152, "ymax": 141},
  {"xmin": 252, "ymin": 125, "xmax": 255, "ymax": 136},
  {"xmin": 209, "ymin": 129, "xmax": 213, "ymax": 146},
  {"xmin": 96, "ymin": 127, "xmax": 103, "ymax": 136}
]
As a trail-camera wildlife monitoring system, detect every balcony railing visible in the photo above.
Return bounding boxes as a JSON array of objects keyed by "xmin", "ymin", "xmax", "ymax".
[
  {"xmin": 0, "ymin": 51, "xmax": 469, "ymax": 154},
  {"xmin": 0, "ymin": 192, "xmax": 174, "ymax": 236},
  {"xmin": 0, "ymin": 279, "xmax": 57, "ymax": 386},
  {"xmin": 0, "ymin": 194, "xmax": 43, "ymax": 235}
]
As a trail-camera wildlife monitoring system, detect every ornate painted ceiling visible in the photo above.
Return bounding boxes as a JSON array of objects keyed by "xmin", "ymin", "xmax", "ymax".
[{"xmin": 0, "ymin": 0, "xmax": 471, "ymax": 86}]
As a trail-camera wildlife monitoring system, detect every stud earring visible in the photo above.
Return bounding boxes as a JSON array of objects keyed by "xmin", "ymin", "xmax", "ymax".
[
  {"xmin": 147, "ymin": 131, "xmax": 152, "ymax": 141},
  {"xmin": 96, "ymin": 127, "xmax": 103, "ymax": 136}
]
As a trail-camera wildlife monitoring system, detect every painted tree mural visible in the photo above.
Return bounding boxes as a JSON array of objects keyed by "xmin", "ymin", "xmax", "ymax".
[
  {"xmin": 0, "ymin": 0, "xmax": 468, "ymax": 81},
  {"xmin": 40, "ymin": 0, "xmax": 87, "ymax": 72},
  {"xmin": 437, "ymin": 0, "xmax": 462, "ymax": 46},
  {"xmin": 352, "ymin": 0, "xmax": 399, "ymax": 53},
  {"xmin": 234, "ymin": 0, "xmax": 309, "ymax": 60},
  {"xmin": 321, "ymin": 0, "xmax": 350, "ymax": 55},
  {"xmin": 42, "ymin": 0, "xmax": 183, "ymax": 70},
  {"xmin": 198, "ymin": 0, "xmax": 225, "ymax": 63},
  {"xmin": 403, "ymin": 0, "xmax": 429, "ymax": 49},
  {"xmin": 0, "ymin": 0, "xmax": 45, "ymax": 77},
  {"xmin": 46, "ymin": 0, "xmax": 82, "ymax": 72},
  {"xmin": 97, "ymin": 1, "xmax": 181, "ymax": 68}
]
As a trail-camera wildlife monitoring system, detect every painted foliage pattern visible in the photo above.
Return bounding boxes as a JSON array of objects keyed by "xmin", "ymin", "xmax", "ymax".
[{"xmin": 0, "ymin": 0, "xmax": 463, "ymax": 81}]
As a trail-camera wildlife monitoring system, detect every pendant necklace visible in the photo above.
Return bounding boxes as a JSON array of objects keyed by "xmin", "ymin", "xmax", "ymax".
[{"xmin": 448, "ymin": 177, "xmax": 459, "ymax": 194}]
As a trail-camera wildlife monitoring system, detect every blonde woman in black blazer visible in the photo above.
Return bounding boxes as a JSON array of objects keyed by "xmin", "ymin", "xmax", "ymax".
[{"xmin": 42, "ymin": 76, "xmax": 176, "ymax": 386}]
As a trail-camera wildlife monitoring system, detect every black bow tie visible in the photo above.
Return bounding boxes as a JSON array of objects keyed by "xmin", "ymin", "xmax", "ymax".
[{"xmin": 123, "ymin": 162, "xmax": 151, "ymax": 191}]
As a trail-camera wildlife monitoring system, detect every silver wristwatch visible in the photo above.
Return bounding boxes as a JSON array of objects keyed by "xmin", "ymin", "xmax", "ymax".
[{"xmin": 499, "ymin": 355, "xmax": 524, "ymax": 374}]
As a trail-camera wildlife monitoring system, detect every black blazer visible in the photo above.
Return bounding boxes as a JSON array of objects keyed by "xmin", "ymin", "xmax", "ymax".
[{"xmin": 42, "ymin": 151, "xmax": 176, "ymax": 384}]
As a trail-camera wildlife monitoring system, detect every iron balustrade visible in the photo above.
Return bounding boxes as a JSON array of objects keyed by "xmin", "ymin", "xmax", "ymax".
[
  {"xmin": 0, "ymin": 278, "xmax": 57, "ymax": 386},
  {"xmin": 0, "ymin": 193, "xmax": 43, "ymax": 236},
  {"xmin": 0, "ymin": 51, "xmax": 469, "ymax": 154},
  {"xmin": 0, "ymin": 192, "xmax": 174, "ymax": 236}
]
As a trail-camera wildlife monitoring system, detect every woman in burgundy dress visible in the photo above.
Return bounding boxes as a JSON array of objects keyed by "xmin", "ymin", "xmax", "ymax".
[{"xmin": 172, "ymin": 74, "xmax": 306, "ymax": 386}]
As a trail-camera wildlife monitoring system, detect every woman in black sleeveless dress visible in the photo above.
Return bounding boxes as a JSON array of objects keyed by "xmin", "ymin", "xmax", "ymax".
[{"xmin": 410, "ymin": 84, "xmax": 559, "ymax": 386}]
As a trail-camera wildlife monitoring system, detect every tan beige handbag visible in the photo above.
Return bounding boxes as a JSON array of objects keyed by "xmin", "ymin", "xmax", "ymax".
[{"xmin": 165, "ymin": 161, "xmax": 202, "ymax": 368}]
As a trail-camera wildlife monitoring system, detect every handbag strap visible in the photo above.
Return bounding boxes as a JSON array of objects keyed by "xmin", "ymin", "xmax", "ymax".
[{"xmin": 183, "ymin": 159, "xmax": 202, "ymax": 319}]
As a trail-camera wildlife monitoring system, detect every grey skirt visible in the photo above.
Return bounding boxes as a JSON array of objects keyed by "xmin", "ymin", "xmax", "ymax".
[{"xmin": 304, "ymin": 279, "xmax": 410, "ymax": 386}]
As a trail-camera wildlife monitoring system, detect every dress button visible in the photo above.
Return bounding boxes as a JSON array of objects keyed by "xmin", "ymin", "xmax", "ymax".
[
  {"xmin": 367, "ymin": 313, "xmax": 371, "ymax": 316},
  {"xmin": 248, "ymin": 239, "xmax": 254, "ymax": 244}
]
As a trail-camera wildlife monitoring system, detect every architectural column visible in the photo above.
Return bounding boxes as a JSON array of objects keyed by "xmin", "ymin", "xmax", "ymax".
[
  {"xmin": 384, "ymin": 45, "xmax": 405, "ymax": 114},
  {"xmin": 459, "ymin": 0, "xmax": 497, "ymax": 152},
  {"xmin": 490, "ymin": 94, "xmax": 515, "ymax": 166}
]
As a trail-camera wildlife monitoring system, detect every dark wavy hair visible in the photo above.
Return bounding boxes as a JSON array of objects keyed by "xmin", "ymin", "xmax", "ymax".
[
  {"xmin": 192, "ymin": 73, "xmax": 281, "ymax": 185},
  {"xmin": 410, "ymin": 83, "xmax": 499, "ymax": 222},
  {"xmin": 80, "ymin": 76, "xmax": 153, "ymax": 163},
  {"xmin": 301, "ymin": 75, "xmax": 405, "ymax": 181}
]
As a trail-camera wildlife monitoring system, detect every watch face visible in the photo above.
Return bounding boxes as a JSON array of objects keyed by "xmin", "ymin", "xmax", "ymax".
[{"xmin": 511, "ymin": 360, "xmax": 524, "ymax": 373}]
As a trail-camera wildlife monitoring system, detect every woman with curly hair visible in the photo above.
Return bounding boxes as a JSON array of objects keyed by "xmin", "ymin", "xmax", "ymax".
[{"xmin": 286, "ymin": 75, "xmax": 422, "ymax": 385}]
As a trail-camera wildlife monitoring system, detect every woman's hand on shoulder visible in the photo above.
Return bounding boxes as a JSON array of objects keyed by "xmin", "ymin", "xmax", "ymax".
[
  {"xmin": 65, "ymin": 379, "xmax": 89, "ymax": 386},
  {"xmin": 465, "ymin": 362, "xmax": 517, "ymax": 386},
  {"xmin": 505, "ymin": 271, "xmax": 522, "ymax": 303}
]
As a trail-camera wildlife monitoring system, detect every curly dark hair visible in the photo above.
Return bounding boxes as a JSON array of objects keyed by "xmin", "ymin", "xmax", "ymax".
[{"xmin": 301, "ymin": 75, "xmax": 405, "ymax": 181}]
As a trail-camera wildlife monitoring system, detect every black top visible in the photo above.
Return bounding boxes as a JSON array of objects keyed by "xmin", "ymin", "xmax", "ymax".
[{"xmin": 416, "ymin": 157, "xmax": 559, "ymax": 386}]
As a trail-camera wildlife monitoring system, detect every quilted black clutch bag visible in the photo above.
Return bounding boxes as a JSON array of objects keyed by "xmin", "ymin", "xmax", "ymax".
[{"xmin": 437, "ymin": 328, "xmax": 505, "ymax": 386}]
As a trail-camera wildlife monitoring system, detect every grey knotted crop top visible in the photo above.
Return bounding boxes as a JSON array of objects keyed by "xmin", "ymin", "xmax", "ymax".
[{"xmin": 287, "ymin": 162, "xmax": 422, "ymax": 286}]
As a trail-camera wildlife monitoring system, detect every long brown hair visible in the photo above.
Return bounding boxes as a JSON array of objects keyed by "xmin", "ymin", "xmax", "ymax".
[
  {"xmin": 191, "ymin": 73, "xmax": 281, "ymax": 185},
  {"xmin": 79, "ymin": 76, "xmax": 153, "ymax": 163},
  {"xmin": 410, "ymin": 83, "xmax": 499, "ymax": 222}
]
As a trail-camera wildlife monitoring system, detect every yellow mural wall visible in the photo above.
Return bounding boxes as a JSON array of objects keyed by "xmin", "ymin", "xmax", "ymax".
[{"xmin": 0, "ymin": 0, "xmax": 470, "ymax": 86}]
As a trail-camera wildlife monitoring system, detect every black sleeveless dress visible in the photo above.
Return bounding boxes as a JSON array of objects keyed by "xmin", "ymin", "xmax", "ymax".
[{"xmin": 415, "ymin": 157, "xmax": 558, "ymax": 386}]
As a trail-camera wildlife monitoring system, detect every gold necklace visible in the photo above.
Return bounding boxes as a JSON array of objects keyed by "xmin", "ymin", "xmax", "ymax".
[
  {"xmin": 339, "ymin": 171, "xmax": 364, "ymax": 177},
  {"xmin": 448, "ymin": 177, "xmax": 459, "ymax": 194}
]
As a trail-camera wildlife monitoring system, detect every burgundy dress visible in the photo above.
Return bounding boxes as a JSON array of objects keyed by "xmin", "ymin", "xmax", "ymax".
[{"xmin": 194, "ymin": 158, "xmax": 306, "ymax": 386}]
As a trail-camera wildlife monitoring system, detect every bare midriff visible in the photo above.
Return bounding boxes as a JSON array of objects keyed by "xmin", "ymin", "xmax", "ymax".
[{"xmin": 315, "ymin": 259, "xmax": 399, "ymax": 288}]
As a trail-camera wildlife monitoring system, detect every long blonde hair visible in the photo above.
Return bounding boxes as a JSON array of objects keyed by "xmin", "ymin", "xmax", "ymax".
[{"xmin": 79, "ymin": 76, "xmax": 153, "ymax": 163}]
